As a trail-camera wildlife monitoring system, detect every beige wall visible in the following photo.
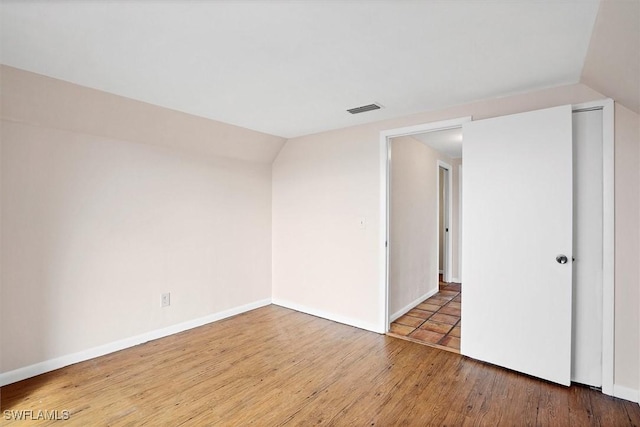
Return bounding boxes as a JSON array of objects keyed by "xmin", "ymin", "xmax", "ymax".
[
  {"xmin": 388, "ymin": 136, "xmax": 453, "ymax": 318},
  {"xmin": 580, "ymin": 0, "xmax": 639, "ymax": 394},
  {"xmin": 271, "ymin": 124, "xmax": 381, "ymax": 330},
  {"xmin": 614, "ymin": 104, "xmax": 640, "ymax": 391},
  {"xmin": 272, "ymin": 82, "xmax": 640, "ymax": 395},
  {"xmin": 581, "ymin": 0, "xmax": 640, "ymax": 114},
  {"xmin": 0, "ymin": 67, "xmax": 285, "ymax": 374},
  {"xmin": 0, "ymin": 66, "xmax": 283, "ymax": 164}
]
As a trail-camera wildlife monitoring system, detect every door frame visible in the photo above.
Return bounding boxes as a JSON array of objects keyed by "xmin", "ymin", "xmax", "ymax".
[
  {"xmin": 378, "ymin": 99, "xmax": 614, "ymax": 396},
  {"xmin": 379, "ymin": 116, "xmax": 471, "ymax": 334},
  {"xmin": 437, "ymin": 160, "xmax": 453, "ymax": 283},
  {"xmin": 457, "ymin": 164, "xmax": 463, "ymax": 283}
]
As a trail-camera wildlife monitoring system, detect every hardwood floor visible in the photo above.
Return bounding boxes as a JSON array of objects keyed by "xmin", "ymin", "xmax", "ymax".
[{"xmin": 2, "ymin": 305, "xmax": 638, "ymax": 426}]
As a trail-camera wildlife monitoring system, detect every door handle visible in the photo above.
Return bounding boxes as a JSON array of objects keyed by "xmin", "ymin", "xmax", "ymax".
[{"xmin": 556, "ymin": 255, "xmax": 569, "ymax": 264}]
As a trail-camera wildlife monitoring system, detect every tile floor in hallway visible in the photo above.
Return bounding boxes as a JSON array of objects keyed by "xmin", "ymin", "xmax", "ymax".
[{"xmin": 387, "ymin": 280, "xmax": 462, "ymax": 352}]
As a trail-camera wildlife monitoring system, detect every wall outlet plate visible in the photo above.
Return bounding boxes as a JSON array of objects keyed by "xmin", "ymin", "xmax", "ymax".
[
  {"xmin": 358, "ymin": 217, "xmax": 367, "ymax": 229},
  {"xmin": 161, "ymin": 293, "xmax": 170, "ymax": 307}
]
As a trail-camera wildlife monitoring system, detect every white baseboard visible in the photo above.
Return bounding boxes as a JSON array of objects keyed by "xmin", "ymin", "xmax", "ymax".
[
  {"xmin": 0, "ymin": 298, "xmax": 271, "ymax": 387},
  {"xmin": 390, "ymin": 288, "xmax": 439, "ymax": 322},
  {"xmin": 438, "ymin": 270, "xmax": 443, "ymax": 274},
  {"xmin": 613, "ymin": 384, "xmax": 639, "ymax": 403},
  {"xmin": 272, "ymin": 297, "xmax": 379, "ymax": 333},
  {"xmin": 451, "ymin": 277, "xmax": 462, "ymax": 283}
]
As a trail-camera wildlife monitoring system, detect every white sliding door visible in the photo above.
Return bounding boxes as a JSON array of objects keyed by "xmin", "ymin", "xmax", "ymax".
[{"xmin": 461, "ymin": 105, "xmax": 573, "ymax": 386}]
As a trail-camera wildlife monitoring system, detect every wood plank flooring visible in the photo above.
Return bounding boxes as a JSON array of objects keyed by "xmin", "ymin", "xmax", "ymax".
[{"xmin": 2, "ymin": 305, "xmax": 638, "ymax": 426}]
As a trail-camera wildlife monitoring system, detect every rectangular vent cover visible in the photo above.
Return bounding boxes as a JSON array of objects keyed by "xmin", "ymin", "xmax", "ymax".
[{"xmin": 347, "ymin": 103, "xmax": 382, "ymax": 114}]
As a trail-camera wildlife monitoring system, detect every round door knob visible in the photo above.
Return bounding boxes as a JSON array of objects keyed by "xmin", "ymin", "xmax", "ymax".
[{"xmin": 556, "ymin": 255, "xmax": 569, "ymax": 264}]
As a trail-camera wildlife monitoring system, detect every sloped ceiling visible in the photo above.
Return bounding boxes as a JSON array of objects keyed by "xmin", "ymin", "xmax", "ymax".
[
  {"xmin": 581, "ymin": 0, "xmax": 640, "ymax": 114},
  {"xmin": 0, "ymin": 1, "xmax": 605, "ymax": 138}
]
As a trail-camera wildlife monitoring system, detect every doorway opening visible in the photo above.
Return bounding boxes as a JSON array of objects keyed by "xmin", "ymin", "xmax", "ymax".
[{"xmin": 384, "ymin": 125, "xmax": 464, "ymax": 352}]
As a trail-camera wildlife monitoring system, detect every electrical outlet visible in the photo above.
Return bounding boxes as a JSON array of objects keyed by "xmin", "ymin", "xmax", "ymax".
[{"xmin": 161, "ymin": 293, "xmax": 170, "ymax": 307}]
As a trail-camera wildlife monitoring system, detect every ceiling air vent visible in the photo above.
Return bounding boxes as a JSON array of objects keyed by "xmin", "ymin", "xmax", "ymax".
[{"xmin": 347, "ymin": 103, "xmax": 382, "ymax": 114}]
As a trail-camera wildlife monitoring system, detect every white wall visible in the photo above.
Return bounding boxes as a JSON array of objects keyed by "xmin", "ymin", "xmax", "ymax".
[
  {"xmin": 388, "ymin": 136, "xmax": 453, "ymax": 318},
  {"xmin": 271, "ymin": 82, "xmax": 640, "ymax": 398},
  {"xmin": 0, "ymin": 66, "xmax": 285, "ymax": 378}
]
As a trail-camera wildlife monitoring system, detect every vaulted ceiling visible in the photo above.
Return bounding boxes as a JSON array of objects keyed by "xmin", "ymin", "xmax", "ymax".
[{"xmin": 1, "ymin": 1, "xmax": 637, "ymax": 138}]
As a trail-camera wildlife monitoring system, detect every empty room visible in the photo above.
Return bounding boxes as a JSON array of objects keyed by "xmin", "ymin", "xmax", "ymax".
[{"xmin": 1, "ymin": 1, "xmax": 639, "ymax": 425}]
